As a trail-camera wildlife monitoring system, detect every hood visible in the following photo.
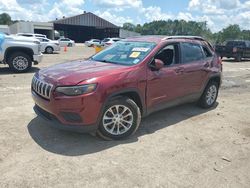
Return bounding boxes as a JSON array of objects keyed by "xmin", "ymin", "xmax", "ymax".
[
  {"xmin": 6, "ymin": 35, "xmax": 39, "ymax": 43},
  {"xmin": 38, "ymin": 60, "xmax": 130, "ymax": 86}
]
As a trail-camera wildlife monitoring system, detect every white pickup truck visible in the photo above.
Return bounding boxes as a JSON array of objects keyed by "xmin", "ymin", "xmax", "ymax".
[{"xmin": 0, "ymin": 32, "xmax": 43, "ymax": 73}]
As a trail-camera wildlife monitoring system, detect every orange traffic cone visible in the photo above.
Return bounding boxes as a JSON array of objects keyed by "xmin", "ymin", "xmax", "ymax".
[{"xmin": 64, "ymin": 46, "xmax": 67, "ymax": 52}]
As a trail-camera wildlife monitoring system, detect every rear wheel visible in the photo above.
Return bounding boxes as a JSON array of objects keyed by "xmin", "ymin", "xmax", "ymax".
[
  {"xmin": 198, "ymin": 81, "xmax": 219, "ymax": 108},
  {"xmin": 97, "ymin": 97, "xmax": 141, "ymax": 140},
  {"xmin": 8, "ymin": 52, "xmax": 32, "ymax": 73},
  {"xmin": 45, "ymin": 46, "xmax": 53, "ymax": 54},
  {"xmin": 68, "ymin": 43, "xmax": 73, "ymax": 47}
]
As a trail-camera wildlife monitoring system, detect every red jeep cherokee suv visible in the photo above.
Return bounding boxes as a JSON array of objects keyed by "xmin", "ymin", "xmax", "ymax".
[{"xmin": 32, "ymin": 36, "xmax": 222, "ymax": 140}]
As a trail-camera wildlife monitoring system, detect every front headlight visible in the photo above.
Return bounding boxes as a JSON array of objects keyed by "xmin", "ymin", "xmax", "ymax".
[{"xmin": 55, "ymin": 84, "xmax": 97, "ymax": 96}]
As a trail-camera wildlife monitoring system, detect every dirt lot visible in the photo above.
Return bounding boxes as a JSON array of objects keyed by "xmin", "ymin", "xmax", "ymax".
[{"xmin": 0, "ymin": 45, "xmax": 250, "ymax": 188}]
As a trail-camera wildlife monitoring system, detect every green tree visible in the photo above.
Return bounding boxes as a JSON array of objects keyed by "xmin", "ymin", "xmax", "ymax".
[
  {"xmin": 0, "ymin": 13, "xmax": 12, "ymax": 25},
  {"xmin": 220, "ymin": 24, "xmax": 241, "ymax": 42},
  {"xmin": 135, "ymin": 24, "xmax": 142, "ymax": 33},
  {"xmin": 122, "ymin": 23, "xmax": 136, "ymax": 32}
]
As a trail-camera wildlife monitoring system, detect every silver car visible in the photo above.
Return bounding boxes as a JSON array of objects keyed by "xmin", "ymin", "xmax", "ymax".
[
  {"xmin": 37, "ymin": 37, "xmax": 60, "ymax": 54},
  {"xmin": 58, "ymin": 38, "xmax": 75, "ymax": 47},
  {"xmin": 101, "ymin": 38, "xmax": 121, "ymax": 47},
  {"xmin": 85, "ymin": 39, "xmax": 101, "ymax": 47}
]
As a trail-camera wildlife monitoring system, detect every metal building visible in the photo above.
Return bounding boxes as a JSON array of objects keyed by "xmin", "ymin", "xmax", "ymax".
[
  {"xmin": 53, "ymin": 12, "xmax": 120, "ymax": 42},
  {"xmin": 9, "ymin": 22, "xmax": 54, "ymax": 39}
]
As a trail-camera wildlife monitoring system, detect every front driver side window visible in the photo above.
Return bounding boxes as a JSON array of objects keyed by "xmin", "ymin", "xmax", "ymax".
[{"xmin": 155, "ymin": 44, "xmax": 179, "ymax": 66}]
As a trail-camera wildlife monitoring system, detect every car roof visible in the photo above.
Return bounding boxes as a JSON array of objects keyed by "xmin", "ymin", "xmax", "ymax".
[
  {"xmin": 37, "ymin": 37, "xmax": 49, "ymax": 40},
  {"xmin": 125, "ymin": 35, "xmax": 207, "ymax": 44},
  {"xmin": 17, "ymin": 33, "xmax": 46, "ymax": 36},
  {"xmin": 17, "ymin": 33, "xmax": 33, "ymax": 35}
]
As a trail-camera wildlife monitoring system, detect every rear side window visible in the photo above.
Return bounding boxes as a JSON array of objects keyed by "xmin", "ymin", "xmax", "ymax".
[
  {"xmin": 246, "ymin": 41, "xmax": 250, "ymax": 48},
  {"xmin": 22, "ymin": 34, "xmax": 32, "ymax": 37},
  {"xmin": 227, "ymin": 41, "xmax": 246, "ymax": 47},
  {"xmin": 181, "ymin": 43, "xmax": 204, "ymax": 63},
  {"xmin": 202, "ymin": 46, "xmax": 213, "ymax": 58}
]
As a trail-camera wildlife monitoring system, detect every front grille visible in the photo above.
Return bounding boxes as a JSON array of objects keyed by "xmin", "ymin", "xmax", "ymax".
[{"xmin": 32, "ymin": 76, "xmax": 53, "ymax": 99}]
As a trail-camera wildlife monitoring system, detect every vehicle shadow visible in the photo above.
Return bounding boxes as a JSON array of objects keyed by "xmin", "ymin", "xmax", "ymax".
[
  {"xmin": 27, "ymin": 103, "xmax": 218, "ymax": 156},
  {"xmin": 0, "ymin": 67, "xmax": 40, "ymax": 75},
  {"xmin": 43, "ymin": 52, "xmax": 60, "ymax": 55},
  {"xmin": 222, "ymin": 58, "xmax": 250, "ymax": 63}
]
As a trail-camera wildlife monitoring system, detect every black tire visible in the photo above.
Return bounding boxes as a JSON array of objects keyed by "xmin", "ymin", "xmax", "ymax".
[
  {"xmin": 8, "ymin": 52, "xmax": 32, "ymax": 73},
  {"xmin": 198, "ymin": 81, "xmax": 219, "ymax": 109},
  {"xmin": 235, "ymin": 54, "xmax": 242, "ymax": 62},
  {"xmin": 97, "ymin": 97, "xmax": 141, "ymax": 140},
  {"xmin": 68, "ymin": 43, "xmax": 73, "ymax": 47},
  {"xmin": 45, "ymin": 46, "xmax": 53, "ymax": 54}
]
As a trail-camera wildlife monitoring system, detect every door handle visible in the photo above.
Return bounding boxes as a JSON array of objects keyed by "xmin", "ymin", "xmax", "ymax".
[
  {"xmin": 204, "ymin": 62, "xmax": 210, "ymax": 68},
  {"xmin": 175, "ymin": 67, "xmax": 185, "ymax": 74}
]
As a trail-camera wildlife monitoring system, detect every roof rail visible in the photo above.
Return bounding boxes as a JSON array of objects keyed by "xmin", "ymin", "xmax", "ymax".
[{"xmin": 162, "ymin": 36, "xmax": 206, "ymax": 41}]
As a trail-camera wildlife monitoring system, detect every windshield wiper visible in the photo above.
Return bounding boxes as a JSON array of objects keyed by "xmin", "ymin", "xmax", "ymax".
[{"xmin": 94, "ymin": 59, "xmax": 119, "ymax": 64}]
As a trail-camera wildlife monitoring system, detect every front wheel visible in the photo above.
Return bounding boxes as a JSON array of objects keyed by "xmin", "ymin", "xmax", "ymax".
[
  {"xmin": 45, "ymin": 46, "xmax": 53, "ymax": 54},
  {"xmin": 68, "ymin": 43, "xmax": 73, "ymax": 47},
  {"xmin": 8, "ymin": 52, "xmax": 32, "ymax": 73},
  {"xmin": 97, "ymin": 97, "xmax": 141, "ymax": 140},
  {"xmin": 198, "ymin": 81, "xmax": 219, "ymax": 108}
]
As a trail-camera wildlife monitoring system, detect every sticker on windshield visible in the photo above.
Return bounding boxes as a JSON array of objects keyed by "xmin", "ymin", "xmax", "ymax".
[
  {"xmin": 129, "ymin": 52, "xmax": 141, "ymax": 58},
  {"xmin": 132, "ymin": 47, "xmax": 150, "ymax": 52},
  {"xmin": 104, "ymin": 54, "xmax": 115, "ymax": 60},
  {"xmin": 120, "ymin": 54, "xmax": 127, "ymax": 59},
  {"xmin": 133, "ymin": 59, "xmax": 140, "ymax": 64}
]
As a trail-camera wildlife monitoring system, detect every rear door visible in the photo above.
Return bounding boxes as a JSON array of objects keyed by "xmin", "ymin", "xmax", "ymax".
[{"xmin": 180, "ymin": 42, "xmax": 210, "ymax": 95}]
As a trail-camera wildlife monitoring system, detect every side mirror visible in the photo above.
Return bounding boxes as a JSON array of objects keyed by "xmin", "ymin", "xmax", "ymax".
[{"xmin": 153, "ymin": 59, "xmax": 164, "ymax": 70}]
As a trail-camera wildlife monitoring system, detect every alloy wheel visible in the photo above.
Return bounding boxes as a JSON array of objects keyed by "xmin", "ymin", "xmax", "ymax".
[
  {"xmin": 103, "ymin": 105, "xmax": 134, "ymax": 136},
  {"xmin": 206, "ymin": 85, "xmax": 217, "ymax": 105},
  {"xmin": 13, "ymin": 56, "xmax": 29, "ymax": 71}
]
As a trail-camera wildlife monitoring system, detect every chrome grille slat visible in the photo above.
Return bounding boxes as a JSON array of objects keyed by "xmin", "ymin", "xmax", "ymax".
[{"xmin": 32, "ymin": 76, "xmax": 53, "ymax": 100}]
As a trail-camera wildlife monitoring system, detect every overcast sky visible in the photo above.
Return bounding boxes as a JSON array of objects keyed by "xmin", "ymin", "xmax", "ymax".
[{"xmin": 0, "ymin": 0, "xmax": 250, "ymax": 32}]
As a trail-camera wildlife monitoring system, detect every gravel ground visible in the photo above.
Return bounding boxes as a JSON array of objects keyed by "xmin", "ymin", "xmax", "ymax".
[{"xmin": 0, "ymin": 46, "xmax": 250, "ymax": 188}]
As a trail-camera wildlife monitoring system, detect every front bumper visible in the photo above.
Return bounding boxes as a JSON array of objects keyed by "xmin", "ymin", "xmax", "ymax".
[
  {"xmin": 33, "ymin": 53, "xmax": 43, "ymax": 64},
  {"xmin": 34, "ymin": 105, "xmax": 97, "ymax": 133},
  {"xmin": 32, "ymin": 89, "xmax": 102, "ymax": 133},
  {"xmin": 54, "ymin": 45, "xmax": 61, "ymax": 51}
]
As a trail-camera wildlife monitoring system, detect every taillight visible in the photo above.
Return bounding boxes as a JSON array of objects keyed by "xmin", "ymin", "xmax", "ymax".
[
  {"xmin": 105, "ymin": 42, "xmax": 112, "ymax": 45},
  {"xmin": 218, "ymin": 57, "xmax": 222, "ymax": 64},
  {"xmin": 233, "ymin": 47, "xmax": 237, "ymax": 53}
]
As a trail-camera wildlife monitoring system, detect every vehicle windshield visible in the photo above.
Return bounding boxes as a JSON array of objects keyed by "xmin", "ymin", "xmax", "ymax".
[
  {"xmin": 91, "ymin": 41, "xmax": 156, "ymax": 65},
  {"xmin": 227, "ymin": 41, "xmax": 245, "ymax": 46},
  {"xmin": 102, "ymin": 38, "xmax": 109, "ymax": 42}
]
